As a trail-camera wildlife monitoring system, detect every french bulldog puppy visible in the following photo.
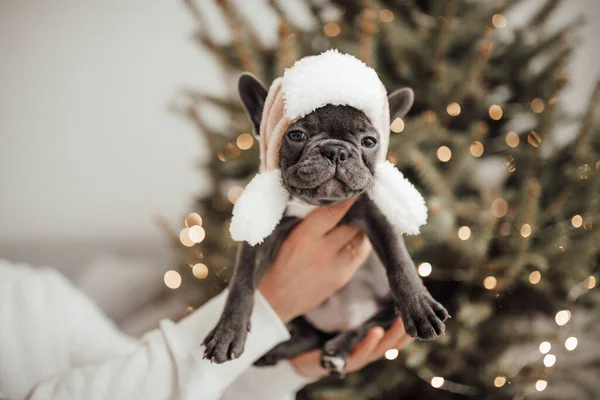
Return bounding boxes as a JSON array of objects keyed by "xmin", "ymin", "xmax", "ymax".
[{"xmin": 202, "ymin": 74, "xmax": 449, "ymax": 377}]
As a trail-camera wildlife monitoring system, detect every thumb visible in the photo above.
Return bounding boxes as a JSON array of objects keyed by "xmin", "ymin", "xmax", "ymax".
[{"xmin": 292, "ymin": 198, "xmax": 356, "ymax": 239}]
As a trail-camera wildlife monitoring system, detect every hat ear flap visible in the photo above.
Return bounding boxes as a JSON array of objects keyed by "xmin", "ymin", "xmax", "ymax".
[
  {"xmin": 230, "ymin": 169, "xmax": 288, "ymax": 246},
  {"xmin": 368, "ymin": 161, "xmax": 427, "ymax": 235}
]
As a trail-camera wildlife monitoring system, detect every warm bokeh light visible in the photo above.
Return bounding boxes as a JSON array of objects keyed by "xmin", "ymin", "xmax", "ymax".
[
  {"xmin": 379, "ymin": 9, "xmax": 394, "ymax": 23},
  {"xmin": 520, "ymin": 224, "xmax": 532, "ymax": 238},
  {"xmin": 418, "ymin": 262, "xmax": 432, "ymax": 277},
  {"xmin": 505, "ymin": 131, "xmax": 520, "ymax": 147},
  {"xmin": 571, "ymin": 214, "xmax": 583, "ymax": 228},
  {"xmin": 491, "ymin": 198, "xmax": 508, "ymax": 218},
  {"xmin": 531, "ymin": 98, "xmax": 545, "ymax": 113},
  {"xmin": 164, "ymin": 270, "xmax": 182, "ymax": 289},
  {"xmin": 489, "ymin": 105, "xmax": 503, "ymax": 120},
  {"xmin": 227, "ymin": 186, "xmax": 244, "ymax": 204},
  {"xmin": 588, "ymin": 276, "xmax": 597, "ymax": 289},
  {"xmin": 578, "ymin": 164, "xmax": 591, "ymax": 179},
  {"xmin": 492, "ymin": 14, "xmax": 507, "ymax": 28},
  {"xmin": 179, "ymin": 228, "xmax": 195, "ymax": 247},
  {"xmin": 188, "ymin": 225, "xmax": 206, "ymax": 243},
  {"xmin": 535, "ymin": 380, "xmax": 548, "ymax": 392},
  {"xmin": 494, "ymin": 376, "xmax": 507, "ymax": 388},
  {"xmin": 385, "ymin": 349, "xmax": 399, "ymax": 360},
  {"xmin": 437, "ymin": 146, "xmax": 452, "ymax": 162},
  {"xmin": 323, "ymin": 22, "xmax": 341, "ymax": 37},
  {"xmin": 423, "ymin": 110, "xmax": 437, "ymax": 124},
  {"xmin": 528, "ymin": 131, "xmax": 542, "ymax": 147},
  {"xmin": 431, "ymin": 377, "xmax": 444, "ymax": 388},
  {"xmin": 447, "ymin": 102, "xmax": 461, "ymax": 116},
  {"xmin": 539, "ymin": 341, "xmax": 551, "ymax": 354},
  {"xmin": 528, "ymin": 270, "xmax": 541, "ymax": 284},
  {"xmin": 565, "ymin": 337, "xmax": 578, "ymax": 351},
  {"xmin": 555, "ymin": 310, "xmax": 571, "ymax": 326},
  {"xmin": 505, "ymin": 156, "xmax": 516, "ymax": 173},
  {"xmin": 236, "ymin": 133, "xmax": 254, "ymax": 150},
  {"xmin": 458, "ymin": 226, "xmax": 471, "ymax": 240},
  {"xmin": 543, "ymin": 354, "xmax": 556, "ymax": 367},
  {"xmin": 470, "ymin": 141, "xmax": 484, "ymax": 157},
  {"xmin": 483, "ymin": 276, "xmax": 497, "ymax": 290},
  {"xmin": 390, "ymin": 117, "xmax": 405, "ymax": 133},
  {"xmin": 185, "ymin": 212, "xmax": 203, "ymax": 228},
  {"xmin": 192, "ymin": 263, "xmax": 209, "ymax": 279}
]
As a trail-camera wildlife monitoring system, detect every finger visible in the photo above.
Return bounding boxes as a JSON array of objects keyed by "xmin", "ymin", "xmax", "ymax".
[
  {"xmin": 337, "ymin": 233, "xmax": 372, "ymax": 268},
  {"xmin": 372, "ymin": 318, "xmax": 407, "ymax": 355},
  {"xmin": 324, "ymin": 225, "xmax": 362, "ymax": 250},
  {"xmin": 292, "ymin": 199, "xmax": 356, "ymax": 239},
  {"xmin": 395, "ymin": 330, "xmax": 414, "ymax": 351},
  {"xmin": 348, "ymin": 327, "xmax": 384, "ymax": 366}
]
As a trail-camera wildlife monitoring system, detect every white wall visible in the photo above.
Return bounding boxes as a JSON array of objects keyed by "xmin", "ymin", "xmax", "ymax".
[{"xmin": 0, "ymin": 0, "xmax": 598, "ymax": 273}]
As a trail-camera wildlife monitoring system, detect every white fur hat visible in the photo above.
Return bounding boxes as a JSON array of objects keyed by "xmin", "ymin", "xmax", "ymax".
[{"xmin": 230, "ymin": 50, "xmax": 427, "ymax": 245}]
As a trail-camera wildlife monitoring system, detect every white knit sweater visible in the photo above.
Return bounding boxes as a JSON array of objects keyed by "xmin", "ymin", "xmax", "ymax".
[{"xmin": 0, "ymin": 260, "xmax": 311, "ymax": 400}]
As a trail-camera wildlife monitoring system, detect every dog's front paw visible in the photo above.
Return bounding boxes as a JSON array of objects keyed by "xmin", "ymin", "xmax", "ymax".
[
  {"xmin": 320, "ymin": 351, "xmax": 347, "ymax": 378},
  {"xmin": 397, "ymin": 292, "xmax": 449, "ymax": 341},
  {"xmin": 202, "ymin": 318, "xmax": 250, "ymax": 363}
]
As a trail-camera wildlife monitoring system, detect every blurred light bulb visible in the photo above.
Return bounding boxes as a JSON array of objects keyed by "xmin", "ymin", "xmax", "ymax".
[
  {"xmin": 447, "ymin": 102, "xmax": 461, "ymax": 116},
  {"xmin": 505, "ymin": 131, "xmax": 519, "ymax": 147},
  {"xmin": 323, "ymin": 22, "xmax": 341, "ymax": 37},
  {"xmin": 555, "ymin": 310, "xmax": 571, "ymax": 326},
  {"xmin": 385, "ymin": 349, "xmax": 399, "ymax": 360},
  {"xmin": 543, "ymin": 354, "xmax": 556, "ymax": 367},
  {"xmin": 520, "ymin": 224, "xmax": 532, "ymax": 238},
  {"xmin": 539, "ymin": 341, "xmax": 551, "ymax": 354},
  {"xmin": 390, "ymin": 117, "xmax": 405, "ymax": 133},
  {"xmin": 470, "ymin": 141, "xmax": 484, "ymax": 157},
  {"xmin": 236, "ymin": 133, "xmax": 254, "ymax": 150},
  {"xmin": 587, "ymin": 276, "xmax": 597, "ymax": 289},
  {"xmin": 492, "ymin": 14, "xmax": 507, "ymax": 28},
  {"xmin": 192, "ymin": 263, "xmax": 209, "ymax": 279},
  {"xmin": 529, "ymin": 271, "xmax": 541, "ymax": 284},
  {"xmin": 565, "ymin": 337, "xmax": 578, "ymax": 351},
  {"xmin": 431, "ymin": 377, "xmax": 444, "ymax": 388},
  {"xmin": 185, "ymin": 213, "xmax": 203, "ymax": 228},
  {"xmin": 531, "ymin": 98, "xmax": 545, "ymax": 113},
  {"xmin": 528, "ymin": 131, "xmax": 542, "ymax": 147},
  {"xmin": 188, "ymin": 226, "xmax": 206, "ymax": 243},
  {"xmin": 535, "ymin": 380, "xmax": 547, "ymax": 392},
  {"xmin": 179, "ymin": 228, "xmax": 195, "ymax": 247},
  {"xmin": 489, "ymin": 105, "xmax": 503, "ymax": 120},
  {"xmin": 379, "ymin": 9, "xmax": 394, "ymax": 23},
  {"xmin": 418, "ymin": 262, "xmax": 432, "ymax": 277},
  {"xmin": 227, "ymin": 186, "xmax": 244, "ymax": 204},
  {"xmin": 164, "ymin": 270, "xmax": 182, "ymax": 289},
  {"xmin": 491, "ymin": 198, "xmax": 508, "ymax": 218},
  {"xmin": 458, "ymin": 226, "xmax": 471, "ymax": 240},
  {"xmin": 494, "ymin": 376, "xmax": 506, "ymax": 387},
  {"xmin": 437, "ymin": 146, "xmax": 452, "ymax": 162},
  {"xmin": 571, "ymin": 215, "xmax": 583, "ymax": 228},
  {"xmin": 483, "ymin": 276, "xmax": 497, "ymax": 290}
]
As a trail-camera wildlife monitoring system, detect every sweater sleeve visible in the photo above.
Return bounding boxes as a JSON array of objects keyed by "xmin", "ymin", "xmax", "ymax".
[{"xmin": 0, "ymin": 260, "xmax": 293, "ymax": 400}]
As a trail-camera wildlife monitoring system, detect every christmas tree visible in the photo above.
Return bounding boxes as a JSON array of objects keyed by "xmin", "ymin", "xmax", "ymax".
[{"xmin": 164, "ymin": 0, "xmax": 600, "ymax": 398}]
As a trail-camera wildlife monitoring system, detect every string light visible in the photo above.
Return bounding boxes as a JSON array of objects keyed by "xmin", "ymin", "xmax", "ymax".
[
  {"xmin": 548, "ymin": 96, "xmax": 558, "ymax": 105},
  {"xmin": 491, "ymin": 198, "xmax": 508, "ymax": 218},
  {"xmin": 535, "ymin": 380, "xmax": 548, "ymax": 392},
  {"xmin": 577, "ymin": 164, "xmax": 591, "ymax": 179},
  {"xmin": 494, "ymin": 376, "xmax": 506, "ymax": 387},
  {"xmin": 565, "ymin": 337, "xmax": 578, "ymax": 351},
  {"xmin": 236, "ymin": 133, "xmax": 254, "ymax": 150},
  {"xmin": 531, "ymin": 98, "xmax": 545, "ymax": 113},
  {"xmin": 588, "ymin": 276, "xmax": 597, "ymax": 289},
  {"xmin": 527, "ymin": 131, "xmax": 542, "ymax": 147},
  {"xmin": 529, "ymin": 270, "xmax": 542, "ymax": 284},
  {"xmin": 323, "ymin": 22, "xmax": 341, "ymax": 37},
  {"xmin": 492, "ymin": 14, "xmax": 507, "ymax": 28},
  {"xmin": 505, "ymin": 131, "xmax": 520, "ymax": 147},
  {"xmin": 483, "ymin": 276, "xmax": 497, "ymax": 290},
  {"xmin": 192, "ymin": 263, "xmax": 209, "ymax": 279},
  {"xmin": 164, "ymin": 270, "xmax": 182, "ymax": 289},
  {"xmin": 447, "ymin": 102, "xmax": 461, "ymax": 116},
  {"xmin": 505, "ymin": 156, "xmax": 516, "ymax": 172},
  {"xmin": 390, "ymin": 117, "xmax": 405, "ymax": 133},
  {"xmin": 385, "ymin": 349, "xmax": 399, "ymax": 360},
  {"xmin": 423, "ymin": 110, "xmax": 437, "ymax": 124},
  {"xmin": 489, "ymin": 105, "xmax": 503, "ymax": 120},
  {"xmin": 520, "ymin": 224, "xmax": 532, "ymax": 238},
  {"xmin": 470, "ymin": 141, "xmax": 484, "ymax": 157},
  {"xmin": 437, "ymin": 146, "xmax": 452, "ymax": 162},
  {"xmin": 571, "ymin": 214, "xmax": 583, "ymax": 228},
  {"xmin": 227, "ymin": 186, "xmax": 244, "ymax": 204},
  {"xmin": 179, "ymin": 228, "xmax": 195, "ymax": 247},
  {"xmin": 543, "ymin": 354, "xmax": 556, "ymax": 367},
  {"xmin": 188, "ymin": 225, "xmax": 206, "ymax": 243},
  {"xmin": 418, "ymin": 262, "xmax": 432, "ymax": 277},
  {"xmin": 217, "ymin": 152, "xmax": 226, "ymax": 162},
  {"xmin": 539, "ymin": 342, "xmax": 551, "ymax": 354},
  {"xmin": 555, "ymin": 310, "xmax": 571, "ymax": 326},
  {"xmin": 185, "ymin": 213, "xmax": 203, "ymax": 228},
  {"xmin": 458, "ymin": 226, "xmax": 471, "ymax": 240},
  {"xmin": 431, "ymin": 377, "xmax": 445, "ymax": 388},
  {"xmin": 379, "ymin": 9, "xmax": 394, "ymax": 23}
]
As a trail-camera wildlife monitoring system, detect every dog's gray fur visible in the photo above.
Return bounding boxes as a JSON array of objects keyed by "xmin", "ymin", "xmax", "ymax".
[{"xmin": 202, "ymin": 74, "xmax": 449, "ymax": 376}]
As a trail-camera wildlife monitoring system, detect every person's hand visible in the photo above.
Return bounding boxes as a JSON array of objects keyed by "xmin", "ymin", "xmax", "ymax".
[
  {"xmin": 291, "ymin": 318, "xmax": 413, "ymax": 378},
  {"xmin": 259, "ymin": 199, "xmax": 371, "ymax": 323}
]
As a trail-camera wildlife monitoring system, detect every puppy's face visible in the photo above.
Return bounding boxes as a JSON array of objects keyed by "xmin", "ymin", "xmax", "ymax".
[
  {"xmin": 237, "ymin": 73, "xmax": 414, "ymax": 206},
  {"xmin": 279, "ymin": 105, "xmax": 378, "ymax": 205}
]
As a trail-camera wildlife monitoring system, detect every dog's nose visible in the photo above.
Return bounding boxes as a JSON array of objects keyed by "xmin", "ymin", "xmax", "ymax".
[{"xmin": 321, "ymin": 146, "xmax": 349, "ymax": 164}]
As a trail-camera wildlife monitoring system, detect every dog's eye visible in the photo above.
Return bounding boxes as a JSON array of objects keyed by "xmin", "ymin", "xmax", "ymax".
[
  {"xmin": 361, "ymin": 137, "xmax": 377, "ymax": 148},
  {"xmin": 288, "ymin": 131, "xmax": 307, "ymax": 142}
]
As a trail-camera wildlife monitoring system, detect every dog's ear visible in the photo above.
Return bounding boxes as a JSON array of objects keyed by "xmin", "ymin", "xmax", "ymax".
[
  {"xmin": 238, "ymin": 73, "xmax": 268, "ymax": 135},
  {"xmin": 388, "ymin": 88, "xmax": 414, "ymax": 119}
]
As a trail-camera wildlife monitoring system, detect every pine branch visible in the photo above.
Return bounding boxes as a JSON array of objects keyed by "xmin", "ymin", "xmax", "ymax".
[{"xmin": 575, "ymin": 81, "xmax": 600, "ymax": 159}]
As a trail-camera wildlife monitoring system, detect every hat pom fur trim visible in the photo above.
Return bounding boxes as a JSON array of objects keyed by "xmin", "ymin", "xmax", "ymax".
[
  {"xmin": 230, "ymin": 169, "xmax": 288, "ymax": 246},
  {"xmin": 368, "ymin": 161, "xmax": 428, "ymax": 235}
]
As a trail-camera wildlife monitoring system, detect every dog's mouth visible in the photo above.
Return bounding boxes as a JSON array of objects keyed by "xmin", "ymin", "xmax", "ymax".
[{"xmin": 286, "ymin": 177, "xmax": 366, "ymax": 206}]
